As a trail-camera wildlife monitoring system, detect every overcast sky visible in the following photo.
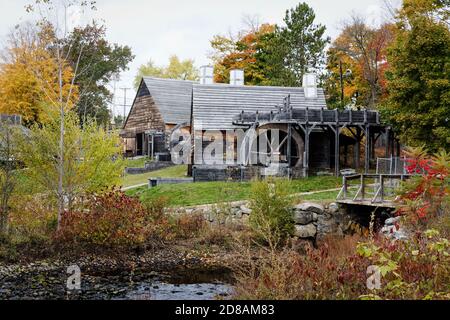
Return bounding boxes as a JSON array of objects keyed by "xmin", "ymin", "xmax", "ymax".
[{"xmin": 0, "ymin": 0, "xmax": 399, "ymax": 116}]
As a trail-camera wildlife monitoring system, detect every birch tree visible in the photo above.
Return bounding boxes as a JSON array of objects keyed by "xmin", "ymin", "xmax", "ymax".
[{"xmin": 25, "ymin": 0, "xmax": 96, "ymax": 229}]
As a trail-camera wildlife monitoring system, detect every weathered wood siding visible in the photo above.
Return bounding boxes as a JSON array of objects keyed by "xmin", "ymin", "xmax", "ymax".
[{"xmin": 123, "ymin": 94, "xmax": 165, "ymax": 134}]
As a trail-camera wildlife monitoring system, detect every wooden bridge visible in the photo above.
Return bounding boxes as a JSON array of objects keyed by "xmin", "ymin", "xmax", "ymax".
[{"xmin": 336, "ymin": 173, "xmax": 412, "ymax": 208}]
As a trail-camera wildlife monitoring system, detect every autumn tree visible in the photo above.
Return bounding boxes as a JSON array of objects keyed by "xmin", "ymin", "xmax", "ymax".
[
  {"xmin": 326, "ymin": 17, "xmax": 394, "ymax": 108},
  {"xmin": 18, "ymin": 110, "xmax": 125, "ymax": 213},
  {"xmin": 209, "ymin": 3, "xmax": 328, "ymax": 87},
  {"xmin": 210, "ymin": 23, "xmax": 276, "ymax": 85},
  {"xmin": 381, "ymin": 0, "xmax": 450, "ymax": 151},
  {"xmin": 0, "ymin": 23, "xmax": 77, "ymax": 126},
  {"xmin": 134, "ymin": 55, "xmax": 198, "ymax": 89}
]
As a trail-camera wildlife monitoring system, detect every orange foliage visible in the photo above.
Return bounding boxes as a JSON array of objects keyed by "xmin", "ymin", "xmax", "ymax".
[{"xmin": 0, "ymin": 26, "xmax": 78, "ymax": 125}]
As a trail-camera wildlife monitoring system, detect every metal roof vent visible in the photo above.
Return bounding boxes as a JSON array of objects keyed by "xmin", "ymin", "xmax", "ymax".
[
  {"xmin": 199, "ymin": 65, "xmax": 214, "ymax": 85},
  {"xmin": 303, "ymin": 72, "xmax": 317, "ymax": 99},
  {"xmin": 230, "ymin": 69, "xmax": 244, "ymax": 86}
]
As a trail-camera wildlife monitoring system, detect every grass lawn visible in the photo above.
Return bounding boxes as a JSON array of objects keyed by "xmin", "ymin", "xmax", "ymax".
[
  {"xmin": 124, "ymin": 157, "xmax": 150, "ymax": 168},
  {"xmin": 121, "ymin": 165, "xmax": 188, "ymax": 188},
  {"xmin": 301, "ymin": 190, "xmax": 341, "ymax": 202},
  {"xmin": 126, "ymin": 176, "xmax": 342, "ymax": 207}
]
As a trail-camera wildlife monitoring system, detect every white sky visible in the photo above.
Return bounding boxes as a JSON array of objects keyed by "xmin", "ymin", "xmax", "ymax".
[{"xmin": 0, "ymin": 0, "xmax": 399, "ymax": 116}]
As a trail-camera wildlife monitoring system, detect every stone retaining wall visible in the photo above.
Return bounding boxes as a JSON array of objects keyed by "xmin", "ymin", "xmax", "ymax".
[{"xmin": 167, "ymin": 200, "xmax": 356, "ymax": 241}]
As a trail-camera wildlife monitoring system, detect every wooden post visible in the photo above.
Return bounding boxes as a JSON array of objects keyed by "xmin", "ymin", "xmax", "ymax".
[
  {"xmin": 361, "ymin": 174, "xmax": 365, "ymax": 200},
  {"xmin": 287, "ymin": 123, "xmax": 292, "ymax": 168},
  {"xmin": 306, "ymin": 107, "xmax": 309, "ymax": 123},
  {"xmin": 304, "ymin": 124, "xmax": 310, "ymax": 177},
  {"xmin": 380, "ymin": 175, "xmax": 385, "ymax": 202},
  {"xmin": 385, "ymin": 128, "xmax": 390, "ymax": 158},
  {"xmin": 343, "ymin": 175, "xmax": 348, "ymax": 199},
  {"xmin": 365, "ymin": 125, "xmax": 370, "ymax": 173},
  {"xmin": 335, "ymin": 126, "xmax": 340, "ymax": 176}
]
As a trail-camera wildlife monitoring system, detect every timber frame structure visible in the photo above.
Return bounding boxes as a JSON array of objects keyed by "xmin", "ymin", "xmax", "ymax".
[
  {"xmin": 232, "ymin": 96, "xmax": 400, "ymax": 177},
  {"xmin": 122, "ymin": 75, "xmax": 401, "ymax": 180}
]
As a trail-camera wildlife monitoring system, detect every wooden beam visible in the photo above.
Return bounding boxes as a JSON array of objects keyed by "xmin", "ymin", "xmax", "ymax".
[
  {"xmin": 287, "ymin": 123, "xmax": 292, "ymax": 169},
  {"xmin": 335, "ymin": 125, "xmax": 340, "ymax": 176},
  {"xmin": 304, "ymin": 124, "xmax": 310, "ymax": 177},
  {"xmin": 365, "ymin": 125, "xmax": 370, "ymax": 174}
]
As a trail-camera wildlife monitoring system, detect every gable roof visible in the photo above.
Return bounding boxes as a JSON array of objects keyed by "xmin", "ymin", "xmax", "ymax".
[
  {"xmin": 192, "ymin": 83, "xmax": 327, "ymax": 130},
  {"xmin": 142, "ymin": 77, "xmax": 193, "ymax": 125},
  {"xmin": 126, "ymin": 77, "xmax": 328, "ymax": 131}
]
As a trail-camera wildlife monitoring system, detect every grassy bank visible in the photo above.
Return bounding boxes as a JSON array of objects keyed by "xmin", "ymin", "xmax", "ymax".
[
  {"xmin": 126, "ymin": 176, "xmax": 342, "ymax": 207},
  {"xmin": 121, "ymin": 165, "xmax": 188, "ymax": 188}
]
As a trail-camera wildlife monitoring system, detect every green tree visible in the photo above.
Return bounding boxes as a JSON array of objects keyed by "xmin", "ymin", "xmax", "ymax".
[
  {"xmin": 274, "ymin": 2, "xmax": 329, "ymax": 86},
  {"xmin": 134, "ymin": 55, "xmax": 199, "ymax": 89},
  {"xmin": 209, "ymin": 4, "xmax": 328, "ymax": 87},
  {"xmin": 17, "ymin": 110, "xmax": 125, "ymax": 221},
  {"xmin": 0, "ymin": 119, "xmax": 21, "ymax": 236},
  {"xmin": 63, "ymin": 22, "xmax": 134, "ymax": 127},
  {"xmin": 381, "ymin": 0, "xmax": 450, "ymax": 151}
]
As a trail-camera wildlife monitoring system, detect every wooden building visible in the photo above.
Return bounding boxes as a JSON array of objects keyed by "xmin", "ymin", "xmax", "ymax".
[
  {"xmin": 120, "ymin": 77, "xmax": 193, "ymax": 159},
  {"xmin": 122, "ymin": 68, "xmax": 399, "ymax": 180}
]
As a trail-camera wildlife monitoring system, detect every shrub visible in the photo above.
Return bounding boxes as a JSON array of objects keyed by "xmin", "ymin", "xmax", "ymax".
[
  {"xmin": 57, "ymin": 190, "xmax": 151, "ymax": 247},
  {"xmin": 399, "ymin": 147, "xmax": 449, "ymax": 226},
  {"xmin": 143, "ymin": 196, "xmax": 169, "ymax": 221},
  {"xmin": 356, "ymin": 229, "xmax": 449, "ymax": 300},
  {"xmin": 248, "ymin": 179, "xmax": 294, "ymax": 248},
  {"xmin": 8, "ymin": 194, "xmax": 57, "ymax": 244},
  {"xmin": 233, "ymin": 235, "xmax": 368, "ymax": 300},
  {"xmin": 234, "ymin": 230, "xmax": 450, "ymax": 300}
]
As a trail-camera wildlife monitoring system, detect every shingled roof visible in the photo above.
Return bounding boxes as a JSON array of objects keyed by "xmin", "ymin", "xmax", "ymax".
[
  {"xmin": 127, "ymin": 77, "xmax": 327, "ymax": 130},
  {"xmin": 192, "ymin": 83, "xmax": 327, "ymax": 130},
  {"xmin": 141, "ymin": 77, "xmax": 194, "ymax": 125}
]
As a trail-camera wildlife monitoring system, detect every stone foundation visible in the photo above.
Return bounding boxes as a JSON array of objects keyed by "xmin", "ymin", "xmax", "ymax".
[{"xmin": 167, "ymin": 200, "xmax": 357, "ymax": 241}]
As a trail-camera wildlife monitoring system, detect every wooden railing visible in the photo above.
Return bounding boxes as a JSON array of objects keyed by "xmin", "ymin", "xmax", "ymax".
[
  {"xmin": 233, "ymin": 108, "xmax": 380, "ymax": 126},
  {"xmin": 337, "ymin": 174, "xmax": 412, "ymax": 205}
]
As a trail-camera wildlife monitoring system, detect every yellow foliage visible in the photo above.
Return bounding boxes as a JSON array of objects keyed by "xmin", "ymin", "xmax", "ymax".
[{"xmin": 0, "ymin": 33, "xmax": 78, "ymax": 125}]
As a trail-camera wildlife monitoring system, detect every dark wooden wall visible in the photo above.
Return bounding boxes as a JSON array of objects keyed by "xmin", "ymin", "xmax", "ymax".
[{"xmin": 124, "ymin": 95, "xmax": 165, "ymax": 135}]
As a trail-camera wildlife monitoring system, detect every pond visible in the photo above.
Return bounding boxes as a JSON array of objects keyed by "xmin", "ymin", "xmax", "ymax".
[
  {"xmin": 0, "ymin": 266, "xmax": 235, "ymax": 300},
  {"xmin": 121, "ymin": 268, "xmax": 234, "ymax": 300}
]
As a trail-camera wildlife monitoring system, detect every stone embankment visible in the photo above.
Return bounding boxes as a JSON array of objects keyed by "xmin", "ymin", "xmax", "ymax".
[{"xmin": 169, "ymin": 200, "xmax": 355, "ymax": 241}]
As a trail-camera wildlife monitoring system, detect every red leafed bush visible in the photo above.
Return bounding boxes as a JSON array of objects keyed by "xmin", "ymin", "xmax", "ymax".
[
  {"xmin": 399, "ymin": 147, "xmax": 449, "ymax": 225},
  {"xmin": 233, "ymin": 235, "xmax": 369, "ymax": 300},
  {"xmin": 56, "ymin": 189, "xmax": 152, "ymax": 246}
]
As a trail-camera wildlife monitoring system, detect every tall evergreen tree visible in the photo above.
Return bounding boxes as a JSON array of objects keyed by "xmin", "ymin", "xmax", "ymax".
[{"xmin": 274, "ymin": 2, "xmax": 329, "ymax": 86}]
